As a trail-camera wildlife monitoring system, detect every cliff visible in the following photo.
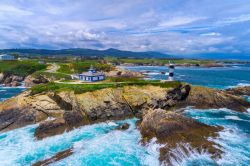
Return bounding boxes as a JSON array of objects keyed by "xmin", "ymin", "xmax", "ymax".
[{"xmin": 0, "ymin": 84, "xmax": 249, "ymax": 164}]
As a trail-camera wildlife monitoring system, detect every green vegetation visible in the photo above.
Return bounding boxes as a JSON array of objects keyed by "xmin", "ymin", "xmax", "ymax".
[
  {"xmin": 57, "ymin": 61, "xmax": 113, "ymax": 74},
  {"xmin": 32, "ymin": 71, "xmax": 71, "ymax": 80},
  {"xmin": 104, "ymin": 57, "xmax": 215, "ymax": 66},
  {"xmin": 0, "ymin": 60, "xmax": 47, "ymax": 77},
  {"xmin": 31, "ymin": 80, "xmax": 181, "ymax": 95}
]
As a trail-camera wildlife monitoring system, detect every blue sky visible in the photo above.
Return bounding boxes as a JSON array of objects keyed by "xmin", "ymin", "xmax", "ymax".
[{"xmin": 1, "ymin": 0, "xmax": 250, "ymax": 56}]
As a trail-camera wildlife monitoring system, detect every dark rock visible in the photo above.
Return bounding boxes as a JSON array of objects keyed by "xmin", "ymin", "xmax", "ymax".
[
  {"xmin": 226, "ymin": 86, "xmax": 250, "ymax": 96},
  {"xmin": 48, "ymin": 92, "xmax": 72, "ymax": 111},
  {"xmin": 3, "ymin": 77, "xmax": 12, "ymax": 84},
  {"xmin": 180, "ymin": 86, "xmax": 250, "ymax": 112},
  {"xmin": 11, "ymin": 81, "xmax": 21, "ymax": 87},
  {"xmin": 115, "ymin": 123, "xmax": 130, "ymax": 130},
  {"xmin": 35, "ymin": 118, "xmax": 67, "ymax": 140},
  {"xmin": 24, "ymin": 75, "xmax": 49, "ymax": 87},
  {"xmin": 32, "ymin": 148, "xmax": 73, "ymax": 166},
  {"xmin": 139, "ymin": 109, "xmax": 223, "ymax": 165},
  {"xmin": 0, "ymin": 108, "xmax": 35, "ymax": 132},
  {"xmin": 12, "ymin": 75, "xmax": 24, "ymax": 82}
]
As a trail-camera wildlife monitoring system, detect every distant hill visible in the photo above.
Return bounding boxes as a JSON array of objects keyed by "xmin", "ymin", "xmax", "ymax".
[{"xmin": 0, "ymin": 48, "xmax": 172, "ymax": 59}]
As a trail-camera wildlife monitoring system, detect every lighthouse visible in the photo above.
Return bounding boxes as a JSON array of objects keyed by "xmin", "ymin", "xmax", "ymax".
[{"xmin": 168, "ymin": 61, "xmax": 175, "ymax": 81}]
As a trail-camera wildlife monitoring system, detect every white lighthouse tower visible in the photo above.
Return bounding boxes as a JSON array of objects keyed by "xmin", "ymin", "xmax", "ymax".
[{"xmin": 168, "ymin": 61, "xmax": 175, "ymax": 81}]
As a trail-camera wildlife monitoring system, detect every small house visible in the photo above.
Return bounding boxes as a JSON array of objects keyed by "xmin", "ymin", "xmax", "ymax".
[{"xmin": 78, "ymin": 66, "xmax": 105, "ymax": 82}]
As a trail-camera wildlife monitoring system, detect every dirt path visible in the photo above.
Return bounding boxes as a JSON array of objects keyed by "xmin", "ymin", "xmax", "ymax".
[{"xmin": 46, "ymin": 63, "xmax": 60, "ymax": 73}]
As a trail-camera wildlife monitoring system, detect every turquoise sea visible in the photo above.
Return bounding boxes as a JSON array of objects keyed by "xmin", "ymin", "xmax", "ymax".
[{"xmin": 0, "ymin": 64, "xmax": 250, "ymax": 166}]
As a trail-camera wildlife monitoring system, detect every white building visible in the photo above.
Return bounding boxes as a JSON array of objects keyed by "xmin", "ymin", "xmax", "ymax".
[
  {"xmin": 0, "ymin": 54, "xmax": 15, "ymax": 61},
  {"xmin": 78, "ymin": 66, "xmax": 105, "ymax": 82}
]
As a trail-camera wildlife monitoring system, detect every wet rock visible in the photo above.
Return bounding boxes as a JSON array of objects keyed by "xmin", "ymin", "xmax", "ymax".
[
  {"xmin": 226, "ymin": 86, "xmax": 250, "ymax": 96},
  {"xmin": 0, "ymin": 73, "xmax": 24, "ymax": 86},
  {"xmin": 11, "ymin": 81, "xmax": 21, "ymax": 87},
  {"xmin": 0, "ymin": 108, "xmax": 35, "ymax": 132},
  {"xmin": 115, "ymin": 123, "xmax": 130, "ymax": 130},
  {"xmin": 32, "ymin": 148, "xmax": 73, "ymax": 166},
  {"xmin": 139, "ymin": 109, "xmax": 223, "ymax": 165},
  {"xmin": 35, "ymin": 118, "xmax": 67, "ymax": 140},
  {"xmin": 181, "ymin": 86, "xmax": 250, "ymax": 112}
]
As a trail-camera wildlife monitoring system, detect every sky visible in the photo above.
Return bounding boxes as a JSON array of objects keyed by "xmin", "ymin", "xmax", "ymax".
[{"xmin": 1, "ymin": 0, "xmax": 250, "ymax": 56}]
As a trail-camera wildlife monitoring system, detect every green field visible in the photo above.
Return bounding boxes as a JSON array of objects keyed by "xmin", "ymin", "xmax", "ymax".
[{"xmin": 31, "ymin": 80, "xmax": 181, "ymax": 94}]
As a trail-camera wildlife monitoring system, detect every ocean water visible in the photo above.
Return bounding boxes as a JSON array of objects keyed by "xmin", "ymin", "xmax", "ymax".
[
  {"xmin": 184, "ymin": 108, "xmax": 250, "ymax": 166},
  {"xmin": 0, "ymin": 118, "xmax": 161, "ymax": 166},
  {"xmin": 0, "ymin": 85, "xmax": 25, "ymax": 102},
  {"xmin": 0, "ymin": 65, "xmax": 250, "ymax": 165},
  {"xmin": 121, "ymin": 63, "xmax": 250, "ymax": 89}
]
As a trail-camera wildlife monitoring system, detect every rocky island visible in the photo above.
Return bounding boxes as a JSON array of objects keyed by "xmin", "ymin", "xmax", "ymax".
[{"xmin": 0, "ymin": 80, "xmax": 249, "ymax": 164}]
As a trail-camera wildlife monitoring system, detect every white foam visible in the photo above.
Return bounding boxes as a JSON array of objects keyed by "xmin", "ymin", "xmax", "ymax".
[
  {"xmin": 225, "ymin": 115, "xmax": 242, "ymax": 121},
  {"xmin": 107, "ymin": 121, "xmax": 118, "ymax": 126},
  {"xmin": 247, "ymin": 108, "xmax": 250, "ymax": 113},
  {"xmin": 143, "ymin": 72, "xmax": 160, "ymax": 75},
  {"xmin": 227, "ymin": 83, "xmax": 250, "ymax": 89},
  {"xmin": 167, "ymin": 143, "xmax": 215, "ymax": 166}
]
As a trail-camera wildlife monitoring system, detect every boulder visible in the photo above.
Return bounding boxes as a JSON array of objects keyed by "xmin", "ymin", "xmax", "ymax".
[
  {"xmin": 24, "ymin": 75, "xmax": 49, "ymax": 87},
  {"xmin": 139, "ymin": 109, "xmax": 222, "ymax": 164},
  {"xmin": 11, "ymin": 81, "xmax": 22, "ymax": 87},
  {"xmin": 35, "ymin": 118, "xmax": 67, "ymax": 140},
  {"xmin": 115, "ymin": 123, "xmax": 130, "ymax": 130}
]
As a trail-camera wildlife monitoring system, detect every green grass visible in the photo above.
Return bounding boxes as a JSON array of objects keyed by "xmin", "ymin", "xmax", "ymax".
[
  {"xmin": 57, "ymin": 61, "xmax": 113, "ymax": 74},
  {"xmin": 30, "ymin": 80, "xmax": 181, "ymax": 95},
  {"xmin": 0, "ymin": 60, "xmax": 47, "ymax": 77},
  {"xmin": 32, "ymin": 71, "xmax": 71, "ymax": 80}
]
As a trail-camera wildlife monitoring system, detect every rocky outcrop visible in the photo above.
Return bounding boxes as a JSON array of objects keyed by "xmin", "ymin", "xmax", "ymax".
[
  {"xmin": 0, "ymin": 84, "xmax": 190, "ymax": 138},
  {"xmin": 0, "ymin": 84, "xmax": 249, "ymax": 139},
  {"xmin": 139, "ymin": 109, "xmax": 222, "ymax": 165},
  {"xmin": 180, "ymin": 86, "xmax": 250, "ymax": 112},
  {"xmin": 24, "ymin": 75, "xmax": 49, "ymax": 87},
  {"xmin": 106, "ymin": 68, "xmax": 144, "ymax": 78},
  {"xmin": 226, "ymin": 86, "xmax": 250, "ymax": 96},
  {"xmin": 0, "ymin": 73, "xmax": 24, "ymax": 87}
]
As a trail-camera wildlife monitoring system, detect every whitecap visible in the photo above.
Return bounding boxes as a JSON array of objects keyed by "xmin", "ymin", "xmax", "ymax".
[
  {"xmin": 227, "ymin": 83, "xmax": 250, "ymax": 89},
  {"xmin": 225, "ymin": 115, "xmax": 242, "ymax": 121},
  {"xmin": 107, "ymin": 121, "xmax": 118, "ymax": 126},
  {"xmin": 167, "ymin": 143, "xmax": 216, "ymax": 166},
  {"xmin": 144, "ymin": 72, "xmax": 161, "ymax": 75}
]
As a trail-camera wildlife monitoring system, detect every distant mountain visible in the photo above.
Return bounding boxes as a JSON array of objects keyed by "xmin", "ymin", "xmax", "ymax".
[{"xmin": 0, "ymin": 48, "xmax": 172, "ymax": 59}]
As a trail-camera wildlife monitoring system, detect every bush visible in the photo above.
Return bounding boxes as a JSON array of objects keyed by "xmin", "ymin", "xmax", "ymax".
[{"xmin": 0, "ymin": 61, "xmax": 46, "ymax": 77}]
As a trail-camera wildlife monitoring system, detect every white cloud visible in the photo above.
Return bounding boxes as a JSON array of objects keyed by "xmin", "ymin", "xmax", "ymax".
[
  {"xmin": 201, "ymin": 32, "xmax": 221, "ymax": 36},
  {"xmin": 158, "ymin": 17, "xmax": 205, "ymax": 28},
  {"xmin": 217, "ymin": 14, "xmax": 250, "ymax": 25},
  {"xmin": 0, "ymin": 0, "xmax": 249, "ymax": 55}
]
